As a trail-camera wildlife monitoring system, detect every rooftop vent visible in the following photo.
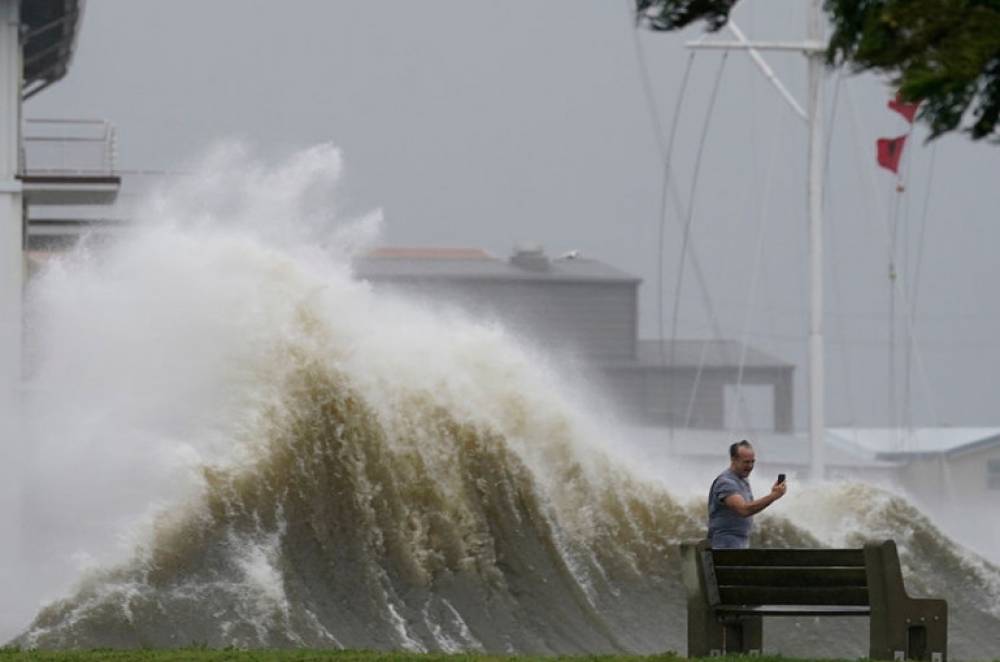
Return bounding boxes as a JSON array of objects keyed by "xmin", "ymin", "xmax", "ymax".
[{"xmin": 510, "ymin": 242, "xmax": 551, "ymax": 271}]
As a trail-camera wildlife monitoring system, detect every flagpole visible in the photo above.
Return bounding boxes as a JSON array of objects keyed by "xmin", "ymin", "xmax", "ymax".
[
  {"xmin": 688, "ymin": 0, "xmax": 828, "ymax": 480},
  {"xmin": 876, "ymin": 105, "xmax": 917, "ymax": 449},
  {"xmin": 806, "ymin": 0, "xmax": 826, "ymax": 481}
]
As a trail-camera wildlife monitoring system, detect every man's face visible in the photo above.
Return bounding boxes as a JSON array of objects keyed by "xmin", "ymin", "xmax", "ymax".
[{"xmin": 731, "ymin": 446, "xmax": 756, "ymax": 478}]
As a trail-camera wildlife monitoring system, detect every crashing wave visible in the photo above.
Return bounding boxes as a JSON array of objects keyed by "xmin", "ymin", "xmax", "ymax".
[{"xmin": 12, "ymin": 146, "xmax": 1000, "ymax": 658}]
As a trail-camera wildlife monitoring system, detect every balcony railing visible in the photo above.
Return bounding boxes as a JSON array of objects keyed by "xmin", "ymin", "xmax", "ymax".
[
  {"xmin": 20, "ymin": 119, "xmax": 121, "ymax": 206},
  {"xmin": 22, "ymin": 118, "xmax": 118, "ymax": 176}
]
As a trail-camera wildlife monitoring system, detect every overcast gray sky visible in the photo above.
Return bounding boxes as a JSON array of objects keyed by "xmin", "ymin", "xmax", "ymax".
[{"xmin": 26, "ymin": 0, "xmax": 1000, "ymax": 429}]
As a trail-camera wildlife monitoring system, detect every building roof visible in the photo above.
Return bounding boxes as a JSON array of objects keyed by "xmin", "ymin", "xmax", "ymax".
[
  {"xmin": 367, "ymin": 247, "xmax": 492, "ymax": 260},
  {"xmin": 827, "ymin": 427, "xmax": 1000, "ymax": 460},
  {"xmin": 622, "ymin": 427, "xmax": 1000, "ymax": 471},
  {"xmin": 21, "ymin": 0, "xmax": 83, "ymax": 99},
  {"xmin": 622, "ymin": 427, "xmax": 899, "ymax": 470},
  {"xmin": 354, "ymin": 246, "xmax": 641, "ymax": 284},
  {"xmin": 945, "ymin": 431, "xmax": 1000, "ymax": 458},
  {"xmin": 632, "ymin": 339, "xmax": 792, "ymax": 369}
]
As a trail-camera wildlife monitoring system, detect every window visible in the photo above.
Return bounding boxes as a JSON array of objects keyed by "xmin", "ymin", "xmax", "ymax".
[
  {"xmin": 724, "ymin": 384, "xmax": 774, "ymax": 431},
  {"xmin": 987, "ymin": 458, "xmax": 1000, "ymax": 490}
]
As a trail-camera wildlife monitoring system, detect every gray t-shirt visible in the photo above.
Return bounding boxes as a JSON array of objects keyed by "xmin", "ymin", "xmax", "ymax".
[{"xmin": 707, "ymin": 468, "xmax": 754, "ymax": 548}]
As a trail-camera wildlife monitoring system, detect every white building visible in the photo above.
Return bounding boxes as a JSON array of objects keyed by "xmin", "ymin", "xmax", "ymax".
[{"xmin": 2, "ymin": 0, "xmax": 120, "ymax": 409}]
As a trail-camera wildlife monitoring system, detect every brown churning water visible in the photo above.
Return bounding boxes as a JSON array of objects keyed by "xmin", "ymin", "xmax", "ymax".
[{"xmin": 10, "ymin": 146, "xmax": 1000, "ymax": 657}]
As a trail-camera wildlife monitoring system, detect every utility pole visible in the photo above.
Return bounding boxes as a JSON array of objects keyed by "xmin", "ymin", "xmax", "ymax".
[{"xmin": 687, "ymin": 0, "xmax": 827, "ymax": 479}]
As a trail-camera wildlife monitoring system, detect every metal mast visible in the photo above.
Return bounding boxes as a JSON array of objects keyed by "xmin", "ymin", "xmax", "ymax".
[
  {"xmin": 687, "ymin": 1, "xmax": 827, "ymax": 479},
  {"xmin": 806, "ymin": 0, "xmax": 825, "ymax": 480}
]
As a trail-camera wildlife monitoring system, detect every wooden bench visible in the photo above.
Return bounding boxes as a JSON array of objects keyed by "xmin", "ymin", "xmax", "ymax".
[{"xmin": 680, "ymin": 539, "xmax": 947, "ymax": 661}]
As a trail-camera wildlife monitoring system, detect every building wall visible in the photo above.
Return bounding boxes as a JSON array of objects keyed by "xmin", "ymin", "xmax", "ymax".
[
  {"xmin": 363, "ymin": 270, "xmax": 794, "ymax": 432},
  {"xmin": 369, "ymin": 277, "xmax": 637, "ymax": 360},
  {"xmin": 599, "ymin": 366, "xmax": 793, "ymax": 431},
  {"xmin": 642, "ymin": 369, "xmax": 725, "ymax": 428},
  {"xmin": 740, "ymin": 367, "xmax": 794, "ymax": 432},
  {"xmin": 897, "ymin": 447, "xmax": 1000, "ymax": 504},
  {"xmin": 594, "ymin": 368, "xmax": 646, "ymax": 418},
  {"xmin": 895, "ymin": 445, "xmax": 1000, "ymax": 561}
]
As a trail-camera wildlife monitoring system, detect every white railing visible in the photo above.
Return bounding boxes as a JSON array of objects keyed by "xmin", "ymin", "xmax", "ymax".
[{"xmin": 21, "ymin": 118, "xmax": 118, "ymax": 176}]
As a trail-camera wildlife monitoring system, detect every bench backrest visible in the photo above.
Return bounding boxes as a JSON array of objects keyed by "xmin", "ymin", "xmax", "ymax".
[{"xmin": 706, "ymin": 546, "xmax": 869, "ymax": 606}]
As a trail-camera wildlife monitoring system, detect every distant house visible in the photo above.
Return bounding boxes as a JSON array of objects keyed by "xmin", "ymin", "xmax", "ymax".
[
  {"xmin": 354, "ymin": 244, "xmax": 795, "ymax": 432},
  {"xmin": 828, "ymin": 427, "xmax": 1000, "ymax": 497},
  {"xmin": 827, "ymin": 427, "xmax": 1000, "ymax": 559}
]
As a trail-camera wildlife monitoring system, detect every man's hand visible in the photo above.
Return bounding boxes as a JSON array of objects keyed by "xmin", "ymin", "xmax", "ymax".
[{"xmin": 724, "ymin": 480, "xmax": 787, "ymax": 518}]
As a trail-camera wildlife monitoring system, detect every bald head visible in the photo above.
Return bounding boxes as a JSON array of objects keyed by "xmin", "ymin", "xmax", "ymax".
[{"xmin": 729, "ymin": 440, "xmax": 755, "ymax": 478}]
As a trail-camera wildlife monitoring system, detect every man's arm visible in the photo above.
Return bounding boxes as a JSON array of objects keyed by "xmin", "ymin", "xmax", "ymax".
[{"xmin": 723, "ymin": 481, "xmax": 787, "ymax": 518}]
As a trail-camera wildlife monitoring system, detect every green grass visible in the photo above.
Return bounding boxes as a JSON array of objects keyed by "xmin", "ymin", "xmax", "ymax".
[
  {"xmin": 4, "ymin": 652, "xmax": 998, "ymax": 662},
  {"xmin": 0, "ymin": 653, "xmax": 683, "ymax": 662},
  {"xmin": 0, "ymin": 651, "xmax": 882, "ymax": 662}
]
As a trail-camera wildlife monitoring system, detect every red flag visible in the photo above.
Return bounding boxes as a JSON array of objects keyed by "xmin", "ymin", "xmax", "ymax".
[
  {"xmin": 876, "ymin": 135, "xmax": 907, "ymax": 174},
  {"xmin": 888, "ymin": 92, "xmax": 919, "ymax": 123}
]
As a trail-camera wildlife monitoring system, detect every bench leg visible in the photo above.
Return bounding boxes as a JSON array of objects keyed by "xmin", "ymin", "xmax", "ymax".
[
  {"xmin": 688, "ymin": 615, "xmax": 762, "ymax": 656},
  {"xmin": 723, "ymin": 616, "xmax": 762, "ymax": 654},
  {"xmin": 921, "ymin": 600, "xmax": 947, "ymax": 662},
  {"xmin": 687, "ymin": 607, "xmax": 725, "ymax": 656},
  {"xmin": 870, "ymin": 600, "xmax": 947, "ymax": 662}
]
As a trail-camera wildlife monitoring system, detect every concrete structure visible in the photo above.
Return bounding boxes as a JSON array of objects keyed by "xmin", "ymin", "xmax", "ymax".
[{"xmin": 355, "ymin": 245, "xmax": 796, "ymax": 431}]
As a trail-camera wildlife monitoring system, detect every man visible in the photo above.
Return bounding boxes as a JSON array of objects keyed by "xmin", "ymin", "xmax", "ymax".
[{"xmin": 707, "ymin": 440, "xmax": 786, "ymax": 548}]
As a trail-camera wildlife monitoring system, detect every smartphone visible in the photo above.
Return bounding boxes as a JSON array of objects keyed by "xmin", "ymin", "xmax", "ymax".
[{"xmin": 777, "ymin": 473, "xmax": 786, "ymax": 484}]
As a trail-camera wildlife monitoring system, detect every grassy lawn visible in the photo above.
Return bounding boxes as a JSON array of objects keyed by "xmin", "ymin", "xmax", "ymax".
[{"xmin": 0, "ymin": 651, "xmax": 880, "ymax": 662}]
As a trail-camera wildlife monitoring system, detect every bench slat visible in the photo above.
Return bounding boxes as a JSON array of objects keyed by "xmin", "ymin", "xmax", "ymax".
[
  {"xmin": 711, "ymin": 548, "xmax": 865, "ymax": 567},
  {"xmin": 714, "ymin": 566, "xmax": 867, "ymax": 588},
  {"xmin": 716, "ymin": 604, "xmax": 871, "ymax": 617},
  {"xmin": 718, "ymin": 585, "xmax": 870, "ymax": 606}
]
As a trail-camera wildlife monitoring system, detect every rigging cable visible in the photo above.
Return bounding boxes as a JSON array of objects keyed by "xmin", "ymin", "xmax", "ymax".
[
  {"xmin": 628, "ymin": 7, "xmax": 735, "ymax": 433},
  {"xmin": 629, "ymin": 15, "xmax": 728, "ymax": 355},
  {"xmin": 733, "ymin": 77, "xmax": 786, "ymax": 431},
  {"xmin": 823, "ymin": 71, "xmax": 859, "ymax": 427},
  {"xmin": 733, "ymin": 49, "xmax": 841, "ymax": 433},
  {"xmin": 679, "ymin": 51, "xmax": 730, "ymax": 431},
  {"xmin": 904, "ymin": 142, "xmax": 937, "ymax": 433},
  {"xmin": 842, "ymin": 82, "xmax": 940, "ymax": 427},
  {"xmin": 887, "ymin": 107, "xmax": 916, "ymax": 445},
  {"xmin": 652, "ymin": 51, "xmax": 696, "ymax": 364}
]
